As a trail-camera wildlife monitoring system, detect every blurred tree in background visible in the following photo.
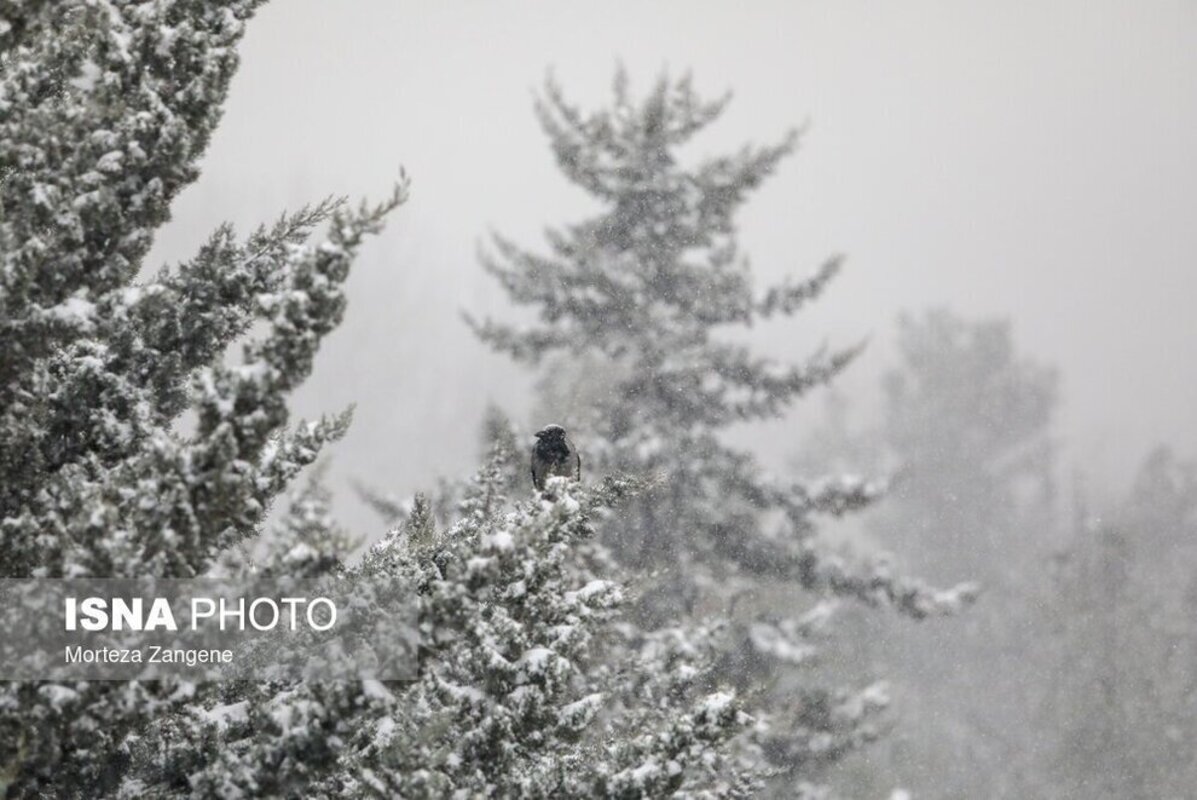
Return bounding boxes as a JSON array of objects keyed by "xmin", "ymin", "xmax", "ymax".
[
  {"xmin": 800, "ymin": 311, "xmax": 1197, "ymax": 799},
  {"xmin": 1039, "ymin": 447, "xmax": 1197, "ymax": 799},
  {"xmin": 469, "ymin": 71, "xmax": 974, "ymax": 794},
  {"xmin": 799, "ymin": 310, "xmax": 1059, "ymax": 798},
  {"xmin": 878, "ymin": 310, "xmax": 1058, "ymax": 583}
]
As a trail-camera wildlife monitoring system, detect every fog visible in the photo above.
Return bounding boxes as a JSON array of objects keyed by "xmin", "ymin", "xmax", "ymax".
[{"xmin": 147, "ymin": 1, "xmax": 1197, "ymax": 540}]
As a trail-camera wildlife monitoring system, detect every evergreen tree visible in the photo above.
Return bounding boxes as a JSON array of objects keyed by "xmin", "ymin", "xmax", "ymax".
[
  {"xmin": 797, "ymin": 310, "xmax": 1059, "ymax": 799},
  {"xmin": 343, "ymin": 435, "xmax": 756, "ymax": 798},
  {"xmin": 878, "ymin": 310, "xmax": 1058, "ymax": 582},
  {"xmin": 1040, "ymin": 448, "xmax": 1197, "ymax": 799},
  {"xmin": 0, "ymin": 1, "xmax": 406, "ymax": 793},
  {"xmin": 468, "ymin": 70, "xmax": 974, "ymax": 790},
  {"xmin": 152, "ymin": 433, "xmax": 756, "ymax": 798}
]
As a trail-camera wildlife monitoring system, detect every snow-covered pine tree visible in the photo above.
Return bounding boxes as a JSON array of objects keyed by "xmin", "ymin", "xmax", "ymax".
[
  {"xmin": 0, "ymin": 2, "xmax": 404, "ymax": 793},
  {"xmin": 467, "ymin": 70, "xmax": 976, "ymax": 787}
]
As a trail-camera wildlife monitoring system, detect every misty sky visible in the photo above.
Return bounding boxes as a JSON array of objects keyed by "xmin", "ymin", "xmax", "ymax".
[{"xmin": 148, "ymin": 0, "xmax": 1197, "ymax": 536}]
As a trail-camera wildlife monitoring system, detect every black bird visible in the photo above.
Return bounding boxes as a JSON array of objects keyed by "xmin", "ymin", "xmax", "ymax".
[{"xmin": 530, "ymin": 424, "xmax": 581, "ymax": 491}]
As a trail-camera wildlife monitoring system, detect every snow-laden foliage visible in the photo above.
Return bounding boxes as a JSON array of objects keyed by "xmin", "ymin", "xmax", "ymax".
[
  {"xmin": 117, "ymin": 436, "xmax": 757, "ymax": 798},
  {"xmin": 0, "ymin": 2, "xmax": 405, "ymax": 794},
  {"xmin": 0, "ymin": 0, "xmax": 407, "ymax": 581},
  {"xmin": 468, "ymin": 70, "xmax": 977, "ymax": 789},
  {"xmin": 343, "ymin": 438, "xmax": 756, "ymax": 798}
]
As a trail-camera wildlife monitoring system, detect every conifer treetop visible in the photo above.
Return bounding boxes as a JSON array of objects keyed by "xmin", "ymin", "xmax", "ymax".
[{"xmin": 467, "ymin": 69, "xmax": 852, "ymax": 431}]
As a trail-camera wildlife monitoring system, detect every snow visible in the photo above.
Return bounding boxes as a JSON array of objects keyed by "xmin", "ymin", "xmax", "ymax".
[
  {"xmin": 96, "ymin": 150, "xmax": 125, "ymax": 173},
  {"xmin": 559, "ymin": 693, "xmax": 604, "ymax": 725},
  {"xmin": 361, "ymin": 679, "xmax": 394, "ymax": 702},
  {"xmin": 438, "ymin": 678, "xmax": 486, "ymax": 705},
  {"xmin": 487, "ymin": 529, "xmax": 513, "ymax": 551},
  {"xmin": 199, "ymin": 700, "xmax": 248, "ymax": 730},
  {"xmin": 699, "ymin": 690, "xmax": 735, "ymax": 717},
  {"xmin": 565, "ymin": 579, "xmax": 619, "ymax": 606},
  {"xmin": 749, "ymin": 622, "xmax": 814, "ymax": 665},
  {"xmin": 517, "ymin": 647, "xmax": 554, "ymax": 675},
  {"xmin": 37, "ymin": 684, "xmax": 80, "ymax": 708},
  {"xmin": 282, "ymin": 541, "xmax": 318, "ymax": 565},
  {"xmin": 46, "ymin": 295, "xmax": 97, "ymax": 327}
]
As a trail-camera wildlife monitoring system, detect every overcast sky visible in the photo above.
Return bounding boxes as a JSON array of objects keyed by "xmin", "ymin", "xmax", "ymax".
[{"xmin": 149, "ymin": 0, "xmax": 1197, "ymax": 535}]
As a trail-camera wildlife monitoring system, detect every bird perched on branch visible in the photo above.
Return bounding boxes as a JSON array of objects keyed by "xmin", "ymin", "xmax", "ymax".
[{"xmin": 531, "ymin": 424, "xmax": 581, "ymax": 491}]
